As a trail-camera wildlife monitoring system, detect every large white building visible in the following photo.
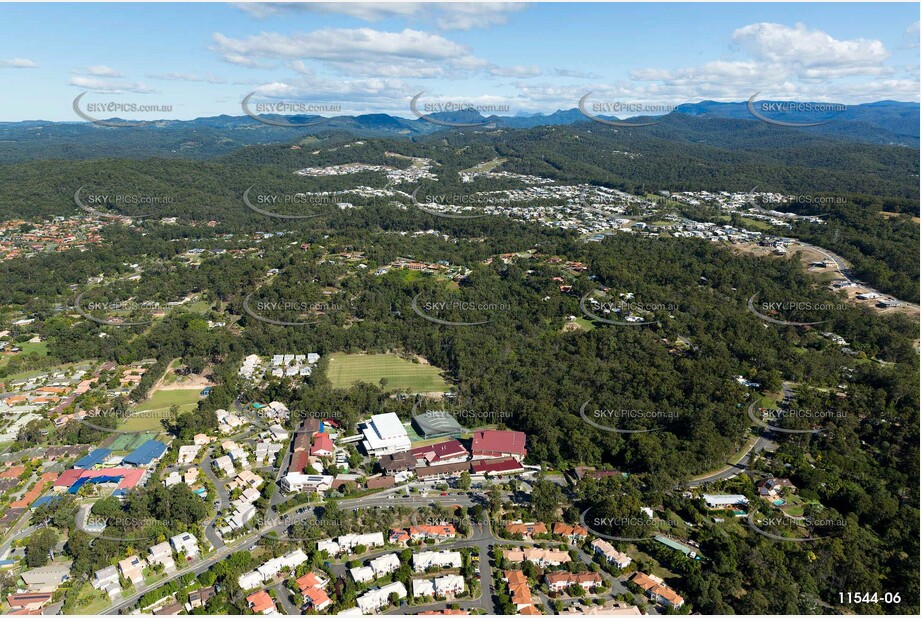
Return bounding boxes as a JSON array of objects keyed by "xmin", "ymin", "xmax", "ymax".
[
  {"xmin": 412, "ymin": 550, "xmax": 462, "ymax": 572},
  {"xmin": 356, "ymin": 581, "xmax": 407, "ymax": 614},
  {"xmin": 361, "ymin": 413, "xmax": 412, "ymax": 456},
  {"xmin": 281, "ymin": 473, "xmax": 333, "ymax": 493}
]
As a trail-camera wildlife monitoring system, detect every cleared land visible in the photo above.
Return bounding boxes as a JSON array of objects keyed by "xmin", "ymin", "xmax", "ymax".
[
  {"xmin": 119, "ymin": 388, "xmax": 200, "ymax": 431},
  {"xmin": 326, "ymin": 352, "xmax": 449, "ymax": 393}
]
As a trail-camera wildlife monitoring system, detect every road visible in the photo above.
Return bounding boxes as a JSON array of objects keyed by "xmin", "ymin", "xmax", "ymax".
[
  {"xmin": 687, "ymin": 407, "xmax": 778, "ymax": 488},
  {"xmin": 199, "ymin": 452, "xmax": 228, "ymax": 550},
  {"xmin": 102, "ymin": 490, "xmax": 487, "ymax": 615}
]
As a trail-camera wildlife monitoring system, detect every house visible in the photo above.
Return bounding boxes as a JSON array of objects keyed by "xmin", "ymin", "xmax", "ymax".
[
  {"xmin": 193, "ymin": 433, "xmax": 213, "ymax": 446},
  {"xmin": 303, "ymin": 585, "xmax": 332, "ymax": 612},
  {"xmin": 409, "ymin": 524, "xmax": 457, "ymax": 542},
  {"xmin": 545, "ymin": 571, "xmax": 603, "ymax": 593},
  {"xmin": 177, "ymin": 445, "xmax": 199, "ymax": 465},
  {"xmin": 630, "ymin": 572, "xmax": 684, "ymax": 609},
  {"xmin": 247, "ymin": 590, "xmax": 276, "ymax": 614},
  {"xmin": 413, "ymin": 578, "xmax": 436, "ymax": 598},
  {"xmin": 356, "ymin": 581, "xmax": 407, "ymax": 614},
  {"xmin": 6, "ymin": 592, "xmax": 54, "ymax": 612},
  {"xmin": 92, "ymin": 565, "xmax": 120, "ymax": 591},
  {"xmin": 280, "ymin": 472, "xmax": 333, "ymax": 493},
  {"xmin": 310, "ymin": 432, "xmax": 334, "ymax": 457},
  {"xmin": 170, "ymin": 532, "xmax": 200, "ymax": 559},
  {"xmin": 559, "ymin": 601, "xmax": 641, "ymax": 615},
  {"xmin": 503, "ymin": 547, "xmax": 571, "ymax": 567},
  {"xmin": 187, "ymin": 586, "xmax": 215, "ymax": 610},
  {"xmin": 239, "ymin": 549, "xmax": 310, "ymax": 590},
  {"xmin": 503, "ymin": 570, "xmax": 534, "ymax": 611},
  {"xmin": 295, "ymin": 571, "xmax": 327, "ymax": 594},
  {"xmin": 321, "ymin": 532, "xmax": 385, "ymax": 555},
  {"xmin": 413, "ymin": 550, "xmax": 462, "ymax": 571},
  {"xmin": 590, "ymin": 538, "xmax": 632, "ymax": 568},
  {"xmin": 370, "ymin": 553, "xmax": 402, "ymax": 577},
  {"xmin": 148, "ymin": 542, "xmax": 176, "ymax": 572},
  {"xmin": 506, "ymin": 522, "xmax": 547, "ymax": 539},
  {"xmin": 553, "ymin": 523, "xmax": 588, "ymax": 542},
  {"xmin": 351, "ymin": 566, "xmax": 376, "ymax": 584},
  {"xmin": 389, "ymin": 528, "xmax": 411, "ymax": 545},
  {"xmin": 757, "ymin": 477, "xmax": 796, "ymax": 498},
  {"xmin": 435, "ymin": 574, "xmax": 465, "ymax": 596},
  {"xmin": 118, "ymin": 555, "xmax": 146, "ymax": 586},
  {"xmin": 154, "ymin": 601, "xmax": 183, "ymax": 615},
  {"xmin": 471, "ymin": 429, "xmax": 527, "ymax": 461}
]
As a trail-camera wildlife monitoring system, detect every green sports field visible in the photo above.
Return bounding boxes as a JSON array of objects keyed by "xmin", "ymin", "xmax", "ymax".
[
  {"xmin": 326, "ymin": 353, "xmax": 449, "ymax": 393},
  {"xmin": 117, "ymin": 388, "xmax": 200, "ymax": 431},
  {"xmin": 107, "ymin": 431, "xmax": 158, "ymax": 452}
]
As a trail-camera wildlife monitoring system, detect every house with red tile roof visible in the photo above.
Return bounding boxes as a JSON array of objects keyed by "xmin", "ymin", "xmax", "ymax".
[
  {"xmin": 246, "ymin": 590, "xmax": 275, "ymax": 614},
  {"xmin": 310, "ymin": 433, "xmax": 334, "ymax": 457}
]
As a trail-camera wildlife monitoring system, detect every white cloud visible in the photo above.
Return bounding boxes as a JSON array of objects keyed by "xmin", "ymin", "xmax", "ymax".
[
  {"xmin": 0, "ymin": 57, "xmax": 38, "ymax": 69},
  {"xmin": 69, "ymin": 76, "xmax": 155, "ymax": 94},
  {"xmin": 147, "ymin": 72, "xmax": 228, "ymax": 84},
  {"xmin": 211, "ymin": 28, "xmax": 488, "ymax": 78},
  {"xmin": 80, "ymin": 65, "xmax": 123, "ymax": 78},
  {"xmin": 435, "ymin": 3, "xmax": 525, "ymax": 31},
  {"xmin": 902, "ymin": 21, "xmax": 920, "ymax": 49},
  {"xmin": 489, "ymin": 65, "xmax": 542, "ymax": 78},
  {"xmin": 732, "ymin": 22, "xmax": 889, "ymax": 70},
  {"xmin": 234, "ymin": 1, "xmax": 524, "ymax": 31}
]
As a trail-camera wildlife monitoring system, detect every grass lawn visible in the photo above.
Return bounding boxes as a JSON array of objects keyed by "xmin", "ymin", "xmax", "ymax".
[
  {"xmin": 326, "ymin": 352, "xmax": 449, "ymax": 393},
  {"xmin": 121, "ymin": 388, "xmax": 200, "ymax": 430}
]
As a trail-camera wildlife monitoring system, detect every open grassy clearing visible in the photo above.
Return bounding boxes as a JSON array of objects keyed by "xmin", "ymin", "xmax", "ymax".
[{"xmin": 326, "ymin": 352, "xmax": 449, "ymax": 393}]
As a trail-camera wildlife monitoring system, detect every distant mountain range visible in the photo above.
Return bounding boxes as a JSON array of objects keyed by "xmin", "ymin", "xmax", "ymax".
[{"xmin": 0, "ymin": 99, "xmax": 916, "ymax": 162}]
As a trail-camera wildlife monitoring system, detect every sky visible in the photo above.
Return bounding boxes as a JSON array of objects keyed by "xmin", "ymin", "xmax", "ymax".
[{"xmin": 0, "ymin": 1, "xmax": 918, "ymax": 122}]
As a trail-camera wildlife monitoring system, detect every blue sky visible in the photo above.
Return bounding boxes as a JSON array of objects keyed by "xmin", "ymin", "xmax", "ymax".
[{"xmin": 1, "ymin": 2, "xmax": 918, "ymax": 121}]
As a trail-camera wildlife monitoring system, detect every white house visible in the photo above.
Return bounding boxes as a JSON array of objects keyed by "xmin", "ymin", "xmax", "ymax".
[
  {"xmin": 356, "ymin": 582, "xmax": 407, "ymax": 614},
  {"xmin": 590, "ymin": 538, "xmax": 632, "ymax": 569},
  {"xmin": 412, "ymin": 551, "xmax": 462, "ymax": 572},
  {"xmin": 148, "ymin": 542, "xmax": 177, "ymax": 572},
  {"xmin": 370, "ymin": 553, "xmax": 401, "ymax": 577},
  {"xmin": 170, "ymin": 532, "xmax": 200, "ymax": 559}
]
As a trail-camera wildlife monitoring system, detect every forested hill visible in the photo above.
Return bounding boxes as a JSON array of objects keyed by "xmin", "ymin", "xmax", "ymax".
[{"xmin": 0, "ymin": 99, "xmax": 916, "ymax": 162}]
